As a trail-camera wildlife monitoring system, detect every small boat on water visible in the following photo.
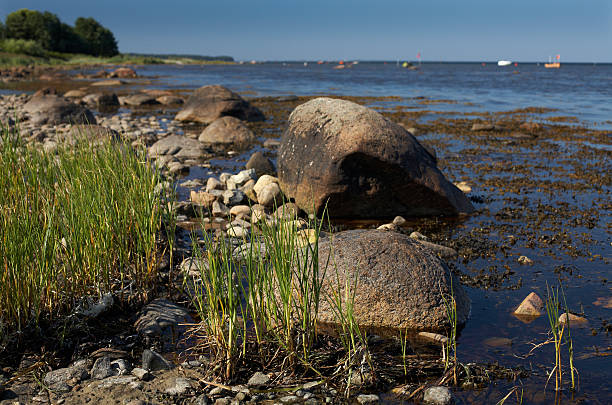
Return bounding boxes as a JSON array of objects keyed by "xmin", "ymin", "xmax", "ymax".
[
  {"xmin": 401, "ymin": 61, "xmax": 418, "ymax": 70},
  {"xmin": 497, "ymin": 60, "xmax": 512, "ymax": 66},
  {"xmin": 545, "ymin": 54, "xmax": 561, "ymax": 68}
]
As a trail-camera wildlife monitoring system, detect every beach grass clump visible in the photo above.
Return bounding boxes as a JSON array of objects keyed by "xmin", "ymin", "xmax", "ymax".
[
  {"xmin": 190, "ymin": 204, "xmax": 372, "ymax": 380},
  {"xmin": 0, "ymin": 124, "xmax": 165, "ymax": 339}
]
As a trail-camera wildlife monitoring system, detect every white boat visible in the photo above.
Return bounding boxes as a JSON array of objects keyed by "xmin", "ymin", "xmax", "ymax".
[{"xmin": 497, "ymin": 60, "xmax": 512, "ymax": 66}]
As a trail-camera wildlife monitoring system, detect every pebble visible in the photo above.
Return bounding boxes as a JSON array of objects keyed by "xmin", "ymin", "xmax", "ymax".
[
  {"xmin": 518, "ymin": 255, "xmax": 533, "ymax": 264},
  {"xmin": 247, "ymin": 371, "xmax": 270, "ymax": 386},
  {"xmin": 513, "ymin": 292, "xmax": 544, "ymax": 317},
  {"xmin": 422, "ymin": 386, "xmax": 454, "ymax": 405},
  {"xmin": 392, "ymin": 215, "xmax": 406, "ymax": 226},
  {"xmin": 141, "ymin": 349, "xmax": 173, "ymax": 371},
  {"xmin": 357, "ymin": 394, "xmax": 380, "ymax": 404},
  {"xmin": 131, "ymin": 367, "xmax": 151, "ymax": 381},
  {"xmin": 165, "ymin": 377, "xmax": 193, "ymax": 395}
]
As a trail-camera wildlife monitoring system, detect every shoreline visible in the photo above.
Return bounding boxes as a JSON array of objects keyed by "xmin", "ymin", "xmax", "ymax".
[{"xmin": 0, "ymin": 68, "xmax": 610, "ymax": 404}]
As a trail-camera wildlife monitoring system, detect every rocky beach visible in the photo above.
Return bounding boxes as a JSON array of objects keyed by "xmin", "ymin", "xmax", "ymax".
[{"xmin": 0, "ymin": 62, "xmax": 610, "ymax": 405}]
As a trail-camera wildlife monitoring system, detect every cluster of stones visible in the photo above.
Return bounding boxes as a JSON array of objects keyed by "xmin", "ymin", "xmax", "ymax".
[{"xmin": 181, "ymin": 168, "xmax": 315, "ymax": 244}]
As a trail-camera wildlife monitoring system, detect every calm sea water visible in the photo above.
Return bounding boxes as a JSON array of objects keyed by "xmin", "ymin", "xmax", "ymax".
[{"xmin": 138, "ymin": 62, "xmax": 612, "ymax": 126}]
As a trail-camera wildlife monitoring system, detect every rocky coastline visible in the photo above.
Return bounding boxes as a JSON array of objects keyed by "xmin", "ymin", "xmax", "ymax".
[{"xmin": 0, "ymin": 65, "xmax": 610, "ymax": 405}]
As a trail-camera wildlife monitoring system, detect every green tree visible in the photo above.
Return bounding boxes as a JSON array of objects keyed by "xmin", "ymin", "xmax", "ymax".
[
  {"xmin": 0, "ymin": 21, "xmax": 6, "ymax": 40},
  {"xmin": 74, "ymin": 17, "xmax": 118, "ymax": 57},
  {"xmin": 5, "ymin": 9, "xmax": 61, "ymax": 51}
]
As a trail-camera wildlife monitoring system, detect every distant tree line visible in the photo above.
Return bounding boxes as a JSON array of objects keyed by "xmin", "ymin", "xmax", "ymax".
[{"xmin": 0, "ymin": 9, "xmax": 118, "ymax": 57}]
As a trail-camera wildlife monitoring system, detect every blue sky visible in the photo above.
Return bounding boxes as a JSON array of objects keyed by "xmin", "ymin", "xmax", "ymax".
[{"xmin": 1, "ymin": 0, "xmax": 610, "ymax": 62}]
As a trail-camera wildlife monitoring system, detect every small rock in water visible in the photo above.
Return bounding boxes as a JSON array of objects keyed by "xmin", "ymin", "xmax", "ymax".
[
  {"xmin": 471, "ymin": 122, "xmax": 496, "ymax": 131},
  {"xmin": 357, "ymin": 394, "xmax": 380, "ymax": 404},
  {"xmin": 392, "ymin": 216, "xmax": 406, "ymax": 226},
  {"xmin": 247, "ymin": 371, "xmax": 270, "ymax": 386},
  {"xmin": 227, "ymin": 226, "xmax": 248, "ymax": 238},
  {"xmin": 518, "ymin": 255, "xmax": 533, "ymax": 265},
  {"xmin": 219, "ymin": 172, "xmax": 232, "ymax": 184},
  {"xmin": 559, "ymin": 312, "xmax": 588, "ymax": 326},
  {"xmin": 513, "ymin": 292, "xmax": 544, "ymax": 317},
  {"xmin": 423, "ymin": 386, "xmax": 455, "ymax": 405},
  {"xmin": 483, "ymin": 337, "xmax": 513, "ymax": 347},
  {"xmin": 454, "ymin": 181, "xmax": 472, "ymax": 193}
]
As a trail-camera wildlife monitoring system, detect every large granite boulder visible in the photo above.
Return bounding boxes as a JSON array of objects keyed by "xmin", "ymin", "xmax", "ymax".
[
  {"xmin": 23, "ymin": 95, "xmax": 95, "ymax": 126},
  {"xmin": 198, "ymin": 116, "xmax": 256, "ymax": 150},
  {"xmin": 175, "ymin": 85, "xmax": 265, "ymax": 124},
  {"xmin": 148, "ymin": 135, "xmax": 208, "ymax": 160},
  {"xmin": 316, "ymin": 229, "xmax": 470, "ymax": 331},
  {"xmin": 277, "ymin": 97, "xmax": 474, "ymax": 218}
]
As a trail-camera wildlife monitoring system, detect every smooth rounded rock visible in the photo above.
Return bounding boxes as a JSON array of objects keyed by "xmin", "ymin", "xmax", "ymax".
[
  {"xmin": 176, "ymin": 85, "xmax": 265, "ymax": 124},
  {"xmin": 199, "ymin": 116, "xmax": 256, "ymax": 150},
  {"xmin": 316, "ymin": 229, "xmax": 470, "ymax": 331}
]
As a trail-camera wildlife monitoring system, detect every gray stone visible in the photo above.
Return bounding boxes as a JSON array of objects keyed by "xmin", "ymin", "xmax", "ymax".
[
  {"xmin": 229, "ymin": 169, "xmax": 257, "ymax": 188},
  {"xmin": 148, "ymin": 135, "xmax": 207, "ymax": 160},
  {"xmin": 280, "ymin": 395, "xmax": 299, "ymax": 403},
  {"xmin": 247, "ymin": 372, "xmax": 270, "ymax": 386},
  {"xmin": 315, "ymin": 229, "xmax": 470, "ymax": 331},
  {"xmin": 212, "ymin": 200, "xmax": 230, "ymax": 217},
  {"xmin": 91, "ymin": 356, "xmax": 113, "ymax": 379},
  {"xmin": 423, "ymin": 386, "xmax": 454, "ymax": 405},
  {"xmin": 257, "ymin": 182, "xmax": 282, "ymax": 207},
  {"xmin": 206, "ymin": 177, "xmax": 224, "ymax": 192},
  {"xmin": 277, "ymin": 97, "xmax": 473, "ymax": 218},
  {"xmin": 141, "ymin": 349, "xmax": 173, "ymax": 371},
  {"xmin": 110, "ymin": 359, "xmax": 131, "ymax": 376},
  {"xmin": 23, "ymin": 95, "xmax": 96, "ymax": 126},
  {"xmin": 176, "ymin": 85, "xmax": 265, "ymax": 124},
  {"xmin": 199, "ymin": 116, "xmax": 256, "ymax": 150},
  {"xmin": 135, "ymin": 298, "xmax": 193, "ymax": 341},
  {"xmin": 357, "ymin": 394, "xmax": 380, "ymax": 404},
  {"xmin": 43, "ymin": 359, "xmax": 90, "ymax": 387},
  {"xmin": 122, "ymin": 94, "xmax": 160, "ymax": 106},
  {"xmin": 194, "ymin": 394, "xmax": 211, "ymax": 405},
  {"xmin": 131, "ymin": 367, "xmax": 151, "ymax": 381},
  {"xmin": 471, "ymin": 123, "xmax": 496, "ymax": 131},
  {"xmin": 222, "ymin": 189, "xmax": 245, "ymax": 206},
  {"xmin": 165, "ymin": 377, "xmax": 193, "ymax": 395},
  {"xmin": 82, "ymin": 93, "xmax": 119, "ymax": 107}
]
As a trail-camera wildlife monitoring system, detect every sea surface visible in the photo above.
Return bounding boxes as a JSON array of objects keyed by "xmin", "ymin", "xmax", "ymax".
[{"xmin": 136, "ymin": 62, "xmax": 612, "ymax": 128}]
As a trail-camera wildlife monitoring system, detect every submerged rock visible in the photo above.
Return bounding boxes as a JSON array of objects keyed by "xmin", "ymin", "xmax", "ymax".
[
  {"xmin": 246, "ymin": 151, "xmax": 275, "ymax": 176},
  {"xmin": 423, "ymin": 386, "xmax": 455, "ymax": 405},
  {"xmin": 513, "ymin": 292, "xmax": 544, "ymax": 317},
  {"xmin": 175, "ymin": 85, "xmax": 265, "ymax": 124},
  {"xmin": 277, "ymin": 97, "xmax": 473, "ymax": 218},
  {"xmin": 316, "ymin": 229, "xmax": 470, "ymax": 331}
]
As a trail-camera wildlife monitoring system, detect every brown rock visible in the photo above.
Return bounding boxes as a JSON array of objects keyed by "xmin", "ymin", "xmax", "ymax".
[
  {"xmin": 156, "ymin": 95, "xmax": 184, "ymax": 105},
  {"xmin": 198, "ymin": 116, "xmax": 256, "ymax": 150},
  {"xmin": 190, "ymin": 191, "xmax": 217, "ymax": 207},
  {"xmin": 82, "ymin": 93, "xmax": 120, "ymax": 107},
  {"xmin": 64, "ymin": 89, "xmax": 87, "ymax": 98},
  {"xmin": 91, "ymin": 79, "xmax": 125, "ymax": 87},
  {"xmin": 122, "ymin": 94, "xmax": 159, "ymax": 106},
  {"xmin": 513, "ymin": 292, "xmax": 544, "ymax": 317},
  {"xmin": 246, "ymin": 151, "xmax": 275, "ymax": 176},
  {"xmin": 471, "ymin": 122, "xmax": 496, "ymax": 131},
  {"xmin": 175, "ymin": 85, "xmax": 265, "ymax": 124},
  {"xmin": 559, "ymin": 312, "xmax": 588, "ymax": 326},
  {"xmin": 33, "ymin": 87, "xmax": 57, "ymax": 97},
  {"xmin": 109, "ymin": 67, "xmax": 137, "ymax": 78},
  {"xmin": 62, "ymin": 125, "xmax": 119, "ymax": 144},
  {"xmin": 316, "ymin": 229, "xmax": 470, "ymax": 331},
  {"xmin": 277, "ymin": 98, "xmax": 474, "ymax": 218}
]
